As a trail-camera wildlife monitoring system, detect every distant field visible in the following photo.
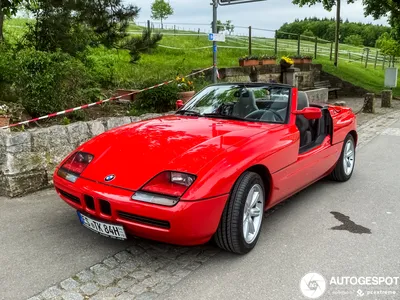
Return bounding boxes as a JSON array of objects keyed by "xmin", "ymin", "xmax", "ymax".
[{"xmin": 4, "ymin": 18, "xmax": 400, "ymax": 96}]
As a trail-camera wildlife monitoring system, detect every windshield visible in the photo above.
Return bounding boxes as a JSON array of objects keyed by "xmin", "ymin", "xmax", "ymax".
[{"xmin": 176, "ymin": 84, "xmax": 291, "ymax": 123}]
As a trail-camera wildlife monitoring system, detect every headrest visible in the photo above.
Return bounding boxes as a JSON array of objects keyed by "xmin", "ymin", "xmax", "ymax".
[{"xmin": 297, "ymin": 92, "xmax": 309, "ymax": 110}]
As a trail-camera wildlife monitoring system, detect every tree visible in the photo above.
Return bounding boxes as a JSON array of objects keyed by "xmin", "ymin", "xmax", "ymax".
[
  {"xmin": 292, "ymin": 0, "xmax": 356, "ymax": 11},
  {"xmin": 344, "ymin": 34, "xmax": 364, "ymax": 46},
  {"xmin": 0, "ymin": 0, "xmax": 26, "ymax": 42},
  {"xmin": 375, "ymin": 32, "xmax": 400, "ymax": 57},
  {"xmin": 302, "ymin": 29, "xmax": 315, "ymax": 37},
  {"xmin": 226, "ymin": 20, "xmax": 235, "ymax": 35},
  {"xmin": 151, "ymin": 0, "xmax": 173, "ymax": 29},
  {"xmin": 23, "ymin": 0, "xmax": 140, "ymax": 55}
]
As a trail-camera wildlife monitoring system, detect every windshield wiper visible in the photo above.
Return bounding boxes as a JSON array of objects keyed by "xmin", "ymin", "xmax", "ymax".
[
  {"xmin": 203, "ymin": 113, "xmax": 245, "ymax": 121},
  {"xmin": 176, "ymin": 110, "xmax": 201, "ymax": 116}
]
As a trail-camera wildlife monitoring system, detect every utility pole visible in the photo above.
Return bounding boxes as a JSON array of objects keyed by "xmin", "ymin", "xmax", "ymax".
[
  {"xmin": 212, "ymin": 0, "xmax": 218, "ymax": 83},
  {"xmin": 334, "ymin": 0, "xmax": 341, "ymax": 67}
]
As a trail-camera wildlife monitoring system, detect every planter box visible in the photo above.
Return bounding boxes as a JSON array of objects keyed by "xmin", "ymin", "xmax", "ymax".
[
  {"xmin": 239, "ymin": 59, "xmax": 259, "ymax": 67},
  {"xmin": 291, "ymin": 58, "xmax": 303, "ymax": 64},
  {"xmin": 260, "ymin": 59, "xmax": 276, "ymax": 65},
  {"xmin": 303, "ymin": 58, "xmax": 313, "ymax": 64},
  {"xmin": 0, "ymin": 115, "xmax": 10, "ymax": 127},
  {"xmin": 115, "ymin": 89, "xmax": 140, "ymax": 102}
]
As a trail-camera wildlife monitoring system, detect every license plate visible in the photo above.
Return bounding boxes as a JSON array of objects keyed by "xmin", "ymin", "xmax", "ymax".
[{"xmin": 77, "ymin": 211, "xmax": 127, "ymax": 240}]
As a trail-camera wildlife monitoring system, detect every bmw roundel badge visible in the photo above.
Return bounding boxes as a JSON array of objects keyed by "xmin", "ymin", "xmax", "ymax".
[{"xmin": 105, "ymin": 174, "xmax": 115, "ymax": 182}]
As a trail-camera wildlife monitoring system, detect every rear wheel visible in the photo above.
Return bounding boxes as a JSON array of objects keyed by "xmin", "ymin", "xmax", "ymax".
[
  {"xmin": 329, "ymin": 134, "xmax": 356, "ymax": 182},
  {"xmin": 214, "ymin": 172, "xmax": 265, "ymax": 254}
]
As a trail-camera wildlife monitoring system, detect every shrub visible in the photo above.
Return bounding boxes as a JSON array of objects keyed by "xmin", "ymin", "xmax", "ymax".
[
  {"xmin": 13, "ymin": 49, "xmax": 100, "ymax": 117},
  {"xmin": 130, "ymin": 80, "xmax": 180, "ymax": 114},
  {"xmin": 0, "ymin": 44, "xmax": 18, "ymax": 103}
]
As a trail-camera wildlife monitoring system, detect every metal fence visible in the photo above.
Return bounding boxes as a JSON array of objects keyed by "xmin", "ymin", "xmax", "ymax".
[{"xmin": 132, "ymin": 20, "xmax": 398, "ymax": 70}]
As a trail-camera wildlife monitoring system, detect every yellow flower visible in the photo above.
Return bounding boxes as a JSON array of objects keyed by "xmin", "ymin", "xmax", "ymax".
[
  {"xmin": 176, "ymin": 76, "xmax": 181, "ymax": 81},
  {"xmin": 181, "ymin": 78, "xmax": 185, "ymax": 82}
]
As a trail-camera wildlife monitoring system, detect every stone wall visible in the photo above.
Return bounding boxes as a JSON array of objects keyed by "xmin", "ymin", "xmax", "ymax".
[
  {"xmin": 0, "ymin": 114, "xmax": 162, "ymax": 198},
  {"xmin": 320, "ymin": 71, "xmax": 370, "ymax": 97},
  {"xmin": 200, "ymin": 63, "xmax": 323, "ymax": 90}
]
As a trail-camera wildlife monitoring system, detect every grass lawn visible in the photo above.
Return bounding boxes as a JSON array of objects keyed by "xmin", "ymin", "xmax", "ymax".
[{"xmin": 4, "ymin": 18, "xmax": 400, "ymax": 97}]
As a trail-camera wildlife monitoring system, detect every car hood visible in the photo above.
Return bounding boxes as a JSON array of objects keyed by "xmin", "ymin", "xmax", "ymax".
[{"xmin": 78, "ymin": 115, "xmax": 278, "ymax": 190}]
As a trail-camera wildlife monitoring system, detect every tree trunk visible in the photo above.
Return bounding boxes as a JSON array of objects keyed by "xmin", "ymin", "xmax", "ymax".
[{"xmin": 161, "ymin": 18, "xmax": 163, "ymax": 30}]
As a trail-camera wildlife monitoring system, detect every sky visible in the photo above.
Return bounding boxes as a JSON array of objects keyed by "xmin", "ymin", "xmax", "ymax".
[{"xmin": 130, "ymin": 0, "xmax": 389, "ymax": 36}]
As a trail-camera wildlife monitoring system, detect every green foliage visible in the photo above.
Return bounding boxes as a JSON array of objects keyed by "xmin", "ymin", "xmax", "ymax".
[
  {"xmin": 22, "ymin": 0, "xmax": 140, "ymax": 55},
  {"xmin": 292, "ymin": 0, "xmax": 356, "ymax": 11},
  {"xmin": 61, "ymin": 117, "xmax": 71, "ymax": 125},
  {"xmin": 151, "ymin": 0, "xmax": 174, "ymax": 28},
  {"xmin": 375, "ymin": 32, "xmax": 400, "ymax": 57},
  {"xmin": 0, "ymin": 0, "xmax": 26, "ymax": 41},
  {"xmin": 0, "ymin": 43, "xmax": 17, "ymax": 102},
  {"xmin": 344, "ymin": 34, "xmax": 364, "ymax": 46},
  {"xmin": 302, "ymin": 29, "xmax": 315, "ymax": 37},
  {"xmin": 13, "ymin": 49, "xmax": 99, "ymax": 117},
  {"xmin": 226, "ymin": 20, "xmax": 235, "ymax": 35},
  {"xmin": 362, "ymin": 1, "xmax": 400, "ymax": 40},
  {"xmin": 277, "ymin": 17, "xmax": 390, "ymax": 47},
  {"xmin": 123, "ymin": 29, "xmax": 163, "ymax": 63},
  {"xmin": 131, "ymin": 80, "xmax": 179, "ymax": 113},
  {"xmin": 77, "ymin": 0, "xmax": 140, "ymax": 49}
]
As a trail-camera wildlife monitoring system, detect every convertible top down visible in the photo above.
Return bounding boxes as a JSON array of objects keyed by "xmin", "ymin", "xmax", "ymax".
[{"xmin": 53, "ymin": 82, "xmax": 357, "ymax": 254}]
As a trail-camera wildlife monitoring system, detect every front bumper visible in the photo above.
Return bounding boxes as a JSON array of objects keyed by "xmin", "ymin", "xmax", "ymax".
[{"xmin": 53, "ymin": 173, "xmax": 228, "ymax": 246}]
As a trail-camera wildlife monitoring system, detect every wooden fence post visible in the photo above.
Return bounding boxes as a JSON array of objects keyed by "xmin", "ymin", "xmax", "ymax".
[
  {"xmin": 330, "ymin": 43, "xmax": 333, "ymax": 61},
  {"xmin": 374, "ymin": 51, "xmax": 379, "ymax": 69},
  {"xmin": 248, "ymin": 26, "xmax": 252, "ymax": 56},
  {"xmin": 365, "ymin": 48, "xmax": 370, "ymax": 68},
  {"xmin": 297, "ymin": 34, "xmax": 301, "ymax": 56},
  {"xmin": 314, "ymin": 37, "xmax": 318, "ymax": 59}
]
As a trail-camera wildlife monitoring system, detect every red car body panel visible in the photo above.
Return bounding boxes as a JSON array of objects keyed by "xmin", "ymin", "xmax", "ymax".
[{"xmin": 53, "ymin": 86, "xmax": 357, "ymax": 246}]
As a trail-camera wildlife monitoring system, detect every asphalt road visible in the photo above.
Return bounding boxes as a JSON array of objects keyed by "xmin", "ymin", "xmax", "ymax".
[
  {"xmin": 0, "ymin": 189, "xmax": 138, "ymax": 300},
  {"xmin": 1, "ymin": 119, "xmax": 400, "ymax": 300},
  {"xmin": 160, "ymin": 123, "xmax": 400, "ymax": 300}
]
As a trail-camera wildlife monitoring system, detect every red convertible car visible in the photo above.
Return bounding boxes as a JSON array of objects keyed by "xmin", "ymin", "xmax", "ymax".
[{"xmin": 53, "ymin": 83, "xmax": 357, "ymax": 254}]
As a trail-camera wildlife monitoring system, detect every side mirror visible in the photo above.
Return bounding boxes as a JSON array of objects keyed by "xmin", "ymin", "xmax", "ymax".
[
  {"xmin": 176, "ymin": 100, "xmax": 184, "ymax": 110},
  {"xmin": 293, "ymin": 107, "xmax": 322, "ymax": 120}
]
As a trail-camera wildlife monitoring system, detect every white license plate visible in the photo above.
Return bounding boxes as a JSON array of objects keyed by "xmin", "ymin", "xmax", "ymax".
[{"xmin": 77, "ymin": 212, "xmax": 127, "ymax": 240}]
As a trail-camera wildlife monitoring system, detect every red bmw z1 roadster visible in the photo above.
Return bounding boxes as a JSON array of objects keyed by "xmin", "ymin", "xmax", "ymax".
[{"xmin": 54, "ymin": 83, "xmax": 357, "ymax": 254}]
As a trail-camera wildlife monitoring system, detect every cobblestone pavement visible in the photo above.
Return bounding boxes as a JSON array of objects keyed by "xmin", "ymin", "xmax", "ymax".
[
  {"xmin": 28, "ymin": 242, "xmax": 220, "ymax": 300},
  {"xmin": 26, "ymin": 105, "xmax": 400, "ymax": 300}
]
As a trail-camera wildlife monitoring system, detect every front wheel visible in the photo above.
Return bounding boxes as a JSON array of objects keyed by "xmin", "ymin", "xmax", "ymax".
[
  {"xmin": 214, "ymin": 172, "xmax": 266, "ymax": 254},
  {"xmin": 329, "ymin": 134, "xmax": 356, "ymax": 182}
]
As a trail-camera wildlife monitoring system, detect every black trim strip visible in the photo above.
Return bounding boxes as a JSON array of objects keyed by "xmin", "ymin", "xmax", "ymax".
[
  {"xmin": 58, "ymin": 188, "xmax": 81, "ymax": 204},
  {"xmin": 118, "ymin": 211, "xmax": 170, "ymax": 229}
]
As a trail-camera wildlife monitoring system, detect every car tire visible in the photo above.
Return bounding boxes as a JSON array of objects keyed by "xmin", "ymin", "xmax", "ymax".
[
  {"xmin": 329, "ymin": 134, "xmax": 356, "ymax": 182},
  {"xmin": 214, "ymin": 171, "xmax": 265, "ymax": 254}
]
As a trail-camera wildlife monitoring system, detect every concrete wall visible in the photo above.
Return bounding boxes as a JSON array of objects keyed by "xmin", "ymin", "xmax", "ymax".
[
  {"xmin": 0, "ymin": 114, "xmax": 162, "ymax": 198},
  {"xmin": 305, "ymin": 88, "xmax": 329, "ymax": 104}
]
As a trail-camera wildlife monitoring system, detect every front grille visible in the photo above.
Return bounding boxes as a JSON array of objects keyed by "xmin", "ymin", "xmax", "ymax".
[
  {"xmin": 118, "ymin": 211, "xmax": 170, "ymax": 229},
  {"xmin": 100, "ymin": 199, "xmax": 112, "ymax": 216},
  {"xmin": 84, "ymin": 195, "xmax": 95, "ymax": 210},
  {"xmin": 58, "ymin": 189, "xmax": 81, "ymax": 204}
]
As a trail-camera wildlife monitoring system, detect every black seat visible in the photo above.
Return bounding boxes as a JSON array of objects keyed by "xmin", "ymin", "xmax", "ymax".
[
  {"xmin": 296, "ymin": 92, "xmax": 312, "ymax": 147},
  {"xmin": 232, "ymin": 90, "xmax": 258, "ymax": 118}
]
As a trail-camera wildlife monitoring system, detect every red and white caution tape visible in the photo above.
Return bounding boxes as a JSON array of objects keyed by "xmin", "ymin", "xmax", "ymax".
[{"xmin": 1, "ymin": 66, "xmax": 213, "ymax": 130}]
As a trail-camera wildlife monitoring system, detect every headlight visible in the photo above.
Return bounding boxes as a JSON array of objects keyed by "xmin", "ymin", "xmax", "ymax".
[
  {"xmin": 131, "ymin": 171, "xmax": 196, "ymax": 206},
  {"xmin": 57, "ymin": 152, "xmax": 94, "ymax": 183}
]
